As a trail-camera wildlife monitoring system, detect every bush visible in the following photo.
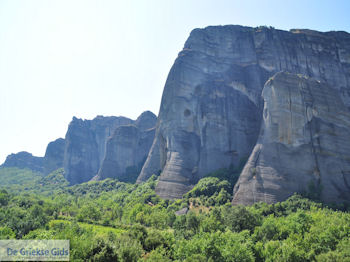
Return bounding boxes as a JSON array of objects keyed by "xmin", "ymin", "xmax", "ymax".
[
  {"xmin": 115, "ymin": 234, "xmax": 143, "ymax": 262},
  {"xmin": 144, "ymin": 229, "xmax": 165, "ymax": 251},
  {"xmin": 222, "ymin": 205, "xmax": 261, "ymax": 232},
  {"xmin": 0, "ymin": 227, "xmax": 15, "ymax": 239},
  {"xmin": 0, "ymin": 190, "xmax": 9, "ymax": 206},
  {"xmin": 86, "ymin": 238, "xmax": 119, "ymax": 262},
  {"xmin": 185, "ymin": 177, "xmax": 231, "ymax": 198},
  {"xmin": 144, "ymin": 246, "xmax": 172, "ymax": 261}
]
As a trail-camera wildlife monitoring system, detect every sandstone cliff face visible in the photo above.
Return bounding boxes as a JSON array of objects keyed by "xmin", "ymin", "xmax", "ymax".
[
  {"xmin": 232, "ymin": 72, "xmax": 350, "ymax": 205},
  {"xmin": 96, "ymin": 111, "xmax": 157, "ymax": 182},
  {"xmin": 138, "ymin": 25, "xmax": 350, "ymax": 200},
  {"xmin": 63, "ymin": 116, "xmax": 133, "ymax": 184},
  {"xmin": 2, "ymin": 151, "xmax": 44, "ymax": 172},
  {"xmin": 43, "ymin": 138, "xmax": 65, "ymax": 174}
]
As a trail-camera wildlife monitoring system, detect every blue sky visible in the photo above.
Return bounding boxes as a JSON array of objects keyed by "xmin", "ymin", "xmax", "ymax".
[{"xmin": 0, "ymin": 0, "xmax": 349, "ymax": 163}]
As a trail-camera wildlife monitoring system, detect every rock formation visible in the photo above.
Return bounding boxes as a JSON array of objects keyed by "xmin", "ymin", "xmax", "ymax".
[
  {"xmin": 2, "ymin": 111, "xmax": 156, "ymax": 184},
  {"xmin": 232, "ymin": 72, "xmax": 350, "ymax": 205},
  {"xmin": 1, "ymin": 138, "xmax": 65, "ymax": 174},
  {"xmin": 95, "ymin": 111, "xmax": 157, "ymax": 182},
  {"xmin": 2, "ymin": 151, "xmax": 44, "ymax": 173},
  {"xmin": 1, "ymin": 112, "xmax": 156, "ymax": 185},
  {"xmin": 63, "ymin": 115, "xmax": 133, "ymax": 184},
  {"xmin": 3, "ymin": 24, "xmax": 350, "ymax": 204},
  {"xmin": 137, "ymin": 25, "xmax": 350, "ymax": 201},
  {"xmin": 43, "ymin": 138, "xmax": 65, "ymax": 174}
]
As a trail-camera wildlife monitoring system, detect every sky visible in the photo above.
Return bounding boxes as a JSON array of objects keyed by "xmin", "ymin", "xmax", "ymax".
[{"xmin": 0, "ymin": 0, "xmax": 349, "ymax": 163}]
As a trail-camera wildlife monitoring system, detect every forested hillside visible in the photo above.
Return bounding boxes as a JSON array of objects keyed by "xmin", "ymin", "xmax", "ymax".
[{"xmin": 0, "ymin": 167, "xmax": 349, "ymax": 261}]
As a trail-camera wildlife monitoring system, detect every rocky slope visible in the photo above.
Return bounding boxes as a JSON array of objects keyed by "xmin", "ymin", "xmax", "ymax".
[
  {"xmin": 95, "ymin": 111, "xmax": 157, "ymax": 182},
  {"xmin": 1, "ymin": 138, "xmax": 65, "ymax": 174},
  {"xmin": 137, "ymin": 25, "xmax": 350, "ymax": 201},
  {"xmin": 232, "ymin": 72, "xmax": 350, "ymax": 205},
  {"xmin": 1, "ymin": 151, "xmax": 44, "ymax": 173}
]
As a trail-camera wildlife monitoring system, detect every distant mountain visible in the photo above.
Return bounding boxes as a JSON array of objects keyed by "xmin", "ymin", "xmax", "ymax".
[
  {"xmin": 2, "ymin": 151, "xmax": 44, "ymax": 173},
  {"xmin": 1, "ymin": 111, "xmax": 157, "ymax": 185}
]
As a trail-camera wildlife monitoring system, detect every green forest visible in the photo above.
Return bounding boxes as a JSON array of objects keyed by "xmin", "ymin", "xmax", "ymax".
[{"xmin": 0, "ymin": 167, "xmax": 349, "ymax": 261}]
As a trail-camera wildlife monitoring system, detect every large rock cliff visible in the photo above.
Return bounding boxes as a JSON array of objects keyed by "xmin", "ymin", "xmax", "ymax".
[
  {"xmin": 1, "ymin": 112, "xmax": 156, "ymax": 184},
  {"xmin": 63, "ymin": 115, "xmax": 133, "ymax": 184},
  {"xmin": 137, "ymin": 25, "xmax": 350, "ymax": 200},
  {"xmin": 43, "ymin": 138, "xmax": 65, "ymax": 175},
  {"xmin": 95, "ymin": 111, "xmax": 157, "ymax": 182},
  {"xmin": 232, "ymin": 72, "xmax": 350, "ymax": 205}
]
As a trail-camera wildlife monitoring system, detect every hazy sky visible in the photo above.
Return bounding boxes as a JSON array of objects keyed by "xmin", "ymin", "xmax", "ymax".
[{"xmin": 0, "ymin": 0, "xmax": 349, "ymax": 163}]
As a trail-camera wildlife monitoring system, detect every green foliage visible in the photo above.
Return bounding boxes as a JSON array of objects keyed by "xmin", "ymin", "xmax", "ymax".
[
  {"xmin": 1, "ymin": 168, "xmax": 350, "ymax": 261},
  {"xmin": 0, "ymin": 189, "xmax": 10, "ymax": 206},
  {"xmin": 173, "ymin": 211, "xmax": 201, "ymax": 239},
  {"xmin": 185, "ymin": 177, "xmax": 231, "ymax": 198},
  {"xmin": 0, "ymin": 167, "xmax": 43, "ymax": 192},
  {"xmin": 38, "ymin": 168, "xmax": 69, "ymax": 193},
  {"xmin": 175, "ymin": 231, "xmax": 255, "ymax": 262},
  {"xmin": 184, "ymin": 164, "xmax": 249, "ymax": 207},
  {"xmin": 203, "ymin": 164, "xmax": 243, "ymax": 188},
  {"xmin": 144, "ymin": 229, "xmax": 166, "ymax": 251},
  {"xmin": 222, "ymin": 205, "xmax": 261, "ymax": 232},
  {"xmin": 184, "ymin": 176, "xmax": 232, "ymax": 207},
  {"xmin": 144, "ymin": 246, "xmax": 172, "ymax": 261},
  {"xmin": 316, "ymin": 237, "xmax": 350, "ymax": 261},
  {"xmin": 77, "ymin": 204, "xmax": 102, "ymax": 222},
  {"xmin": 0, "ymin": 198, "xmax": 49, "ymax": 238},
  {"xmin": 86, "ymin": 237, "xmax": 119, "ymax": 262},
  {"xmin": 0, "ymin": 226, "xmax": 15, "ymax": 239}
]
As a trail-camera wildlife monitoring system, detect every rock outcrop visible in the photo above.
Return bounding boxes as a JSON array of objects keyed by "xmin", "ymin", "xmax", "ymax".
[
  {"xmin": 2, "ymin": 151, "xmax": 44, "ymax": 173},
  {"xmin": 43, "ymin": 138, "xmax": 65, "ymax": 174},
  {"xmin": 95, "ymin": 111, "xmax": 157, "ymax": 182},
  {"xmin": 1, "ymin": 138, "xmax": 65, "ymax": 174},
  {"xmin": 1, "ymin": 112, "xmax": 156, "ymax": 184},
  {"xmin": 232, "ymin": 72, "xmax": 350, "ymax": 205},
  {"xmin": 63, "ymin": 115, "xmax": 133, "ymax": 184},
  {"xmin": 137, "ymin": 25, "xmax": 350, "ymax": 200}
]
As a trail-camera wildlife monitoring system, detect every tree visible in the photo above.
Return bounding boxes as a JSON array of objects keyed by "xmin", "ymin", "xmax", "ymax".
[
  {"xmin": 0, "ymin": 227, "xmax": 15, "ymax": 239},
  {"xmin": 86, "ymin": 238, "xmax": 119, "ymax": 262},
  {"xmin": 0, "ymin": 190, "xmax": 9, "ymax": 206},
  {"xmin": 222, "ymin": 205, "xmax": 260, "ymax": 232}
]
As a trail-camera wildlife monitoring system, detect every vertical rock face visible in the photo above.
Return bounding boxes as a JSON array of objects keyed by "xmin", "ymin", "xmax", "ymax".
[
  {"xmin": 1, "ymin": 111, "xmax": 156, "ymax": 184},
  {"xmin": 232, "ymin": 72, "xmax": 350, "ymax": 204},
  {"xmin": 96, "ymin": 111, "xmax": 157, "ymax": 182},
  {"xmin": 1, "ymin": 151, "xmax": 44, "ymax": 173},
  {"xmin": 138, "ymin": 25, "xmax": 350, "ymax": 200},
  {"xmin": 43, "ymin": 138, "xmax": 65, "ymax": 174},
  {"xmin": 63, "ymin": 116, "xmax": 133, "ymax": 184}
]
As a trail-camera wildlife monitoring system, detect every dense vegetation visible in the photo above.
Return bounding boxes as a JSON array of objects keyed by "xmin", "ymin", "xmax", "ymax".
[{"xmin": 0, "ymin": 167, "xmax": 349, "ymax": 261}]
